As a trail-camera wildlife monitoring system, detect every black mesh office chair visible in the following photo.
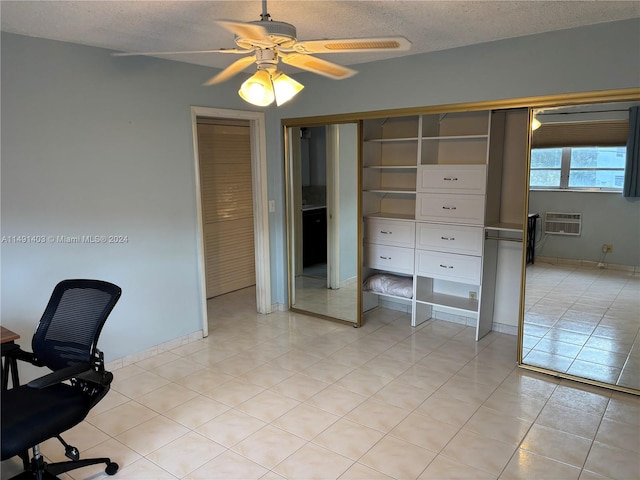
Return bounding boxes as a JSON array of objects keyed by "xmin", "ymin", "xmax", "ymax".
[{"xmin": 1, "ymin": 279, "xmax": 122, "ymax": 479}]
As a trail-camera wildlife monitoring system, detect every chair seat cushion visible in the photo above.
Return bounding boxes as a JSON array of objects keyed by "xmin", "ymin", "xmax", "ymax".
[{"xmin": 1, "ymin": 383, "xmax": 91, "ymax": 460}]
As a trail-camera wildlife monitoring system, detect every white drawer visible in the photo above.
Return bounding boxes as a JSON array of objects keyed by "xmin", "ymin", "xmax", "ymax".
[
  {"xmin": 415, "ymin": 250, "xmax": 481, "ymax": 284},
  {"xmin": 416, "ymin": 193, "xmax": 485, "ymax": 225},
  {"xmin": 365, "ymin": 243, "xmax": 414, "ymax": 275},
  {"xmin": 364, "ymin": 218, "xmax": 415, "ymax": 248},
  {"xmin": 416, "ymin": 223, "xmax": 483, "ymax": 256},
  {"xmin": 417, "ymin": 165, "xmax": 486, "ymax": 194}
]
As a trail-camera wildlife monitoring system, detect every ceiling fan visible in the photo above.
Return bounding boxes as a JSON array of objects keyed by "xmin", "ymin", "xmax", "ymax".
[{"xmin": 112, "ymin": 0, "xmax": 411, "ymax": 106}]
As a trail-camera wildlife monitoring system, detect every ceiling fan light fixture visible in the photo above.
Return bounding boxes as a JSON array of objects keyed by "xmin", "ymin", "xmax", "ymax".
[
  {"xmin": 531, "ymin": 109, "xmax": 543, "ymax": 131},
  {"xmin": 238, "ymin": 68, "xmax": 303, "ymax": 107},
  {"xmin": 238, "ymin": 69, "xmax": 275, "ymax": 106},
  {"xmin": 113, "ymin": 0, "xmax": 413, "ymax": 102},
  {"xmin": 272, "ymin": 72, "xmax": 304, "ymax": 106},
  {"xmin": 531, "ymin": 115, "xmax": 542, "ymax": 131}
]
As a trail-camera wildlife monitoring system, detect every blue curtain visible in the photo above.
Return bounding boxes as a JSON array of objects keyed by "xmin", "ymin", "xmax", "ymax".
[{"xmin": 623, "ymin": 106, "xmax": 640, "ymax": 197}]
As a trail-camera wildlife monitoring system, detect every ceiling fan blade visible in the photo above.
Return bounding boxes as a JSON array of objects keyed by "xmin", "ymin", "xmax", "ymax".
[
  {"xmin": 202, "ymin": 55, "xmax": 256, "ymax": 86},
  {"xmin": 112, "ymin": 48, "xmax": 248, "ymax": 57},
  {"xmin": 292, "ymin": 36, "xmax": 411, "ymax": 54},
  {"xmin": 216, "ymin": 20, "xmax": 270, "ymax": 44},
  {"xmin": 281, "ymin": 53, "xmax": 357, "ymax": 80}
]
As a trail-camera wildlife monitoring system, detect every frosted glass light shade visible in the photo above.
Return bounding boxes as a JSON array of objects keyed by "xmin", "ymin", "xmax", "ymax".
[
  {"xmin": 238, "ymin": 70, "xmax": 275, "ymax": 106},
  {"xmin": 531, "ymin": 116, "xmax": 542, "ymax": 131},
  {"xmin": 272, "ymin": 72, "xmax": 304, "ymax": 106}
]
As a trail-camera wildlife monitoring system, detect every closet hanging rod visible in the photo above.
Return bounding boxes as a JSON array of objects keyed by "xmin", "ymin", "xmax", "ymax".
[{"xmin": 485, "ymin": 236, "xmax": 523, "ymax": 243}]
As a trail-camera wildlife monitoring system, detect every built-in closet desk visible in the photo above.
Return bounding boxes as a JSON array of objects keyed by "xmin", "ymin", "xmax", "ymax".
[{"xmin": 362, "ymin": 108, "xmax": 528, "ymax": 340}]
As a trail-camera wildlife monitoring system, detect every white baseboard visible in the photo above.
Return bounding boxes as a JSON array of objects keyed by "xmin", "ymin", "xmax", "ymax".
[
  {"xmin": 536, "ymin": 256, "xmax": 639, "ymax": 273},
  {"xmin": 272, "ymin": 302, "xmax": 288, "ymax": 312},
  {"xmin": 106, "ymin": 329, "xmax": 204, "ymax": 372},
  {"xmin": 492, "ymin": 322, "xmax": 518, "ymax": 335}
]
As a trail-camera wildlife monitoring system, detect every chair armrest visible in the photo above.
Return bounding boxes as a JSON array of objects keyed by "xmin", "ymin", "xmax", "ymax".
[
  {"xmin": 26, "ymin": 363, "xmax": 92, "ymax": 389},
  {"xmin": 2, "ymin": 346, "xmax": 43, "ymax": 367},
  {"xmin": 76, "ymin": 369, "xmax": 114, "ymax": 387}
]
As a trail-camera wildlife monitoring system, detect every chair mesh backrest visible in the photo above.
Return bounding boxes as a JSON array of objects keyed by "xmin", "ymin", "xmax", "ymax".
[{"xmin": 32, "ymin": 279, "xmax": 121, "ymax": 371}]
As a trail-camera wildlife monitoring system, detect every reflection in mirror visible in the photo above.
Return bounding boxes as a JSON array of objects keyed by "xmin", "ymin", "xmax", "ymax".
[
  {"xmin": 522, "ymin": 100, "xmax": 640, "ymax": 392},
  {"xmin": 286, "ymin": 123, "xmax": 360, "ymax": 324}
]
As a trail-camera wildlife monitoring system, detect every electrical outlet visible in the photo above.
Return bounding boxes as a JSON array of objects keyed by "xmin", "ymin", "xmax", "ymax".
[
  {"xmin": 469, "ymin": 291, "xmax": 477, "ymax": 300},
  {"xmin": 602, "ymin": 244, "xmax": 613, "ymax": 253}
]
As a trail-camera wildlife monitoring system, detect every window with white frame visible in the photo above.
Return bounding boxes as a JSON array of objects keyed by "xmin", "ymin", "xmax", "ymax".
[{"xmin": 530, "ymin": 146, "xmax": 626, "ymax": 190}]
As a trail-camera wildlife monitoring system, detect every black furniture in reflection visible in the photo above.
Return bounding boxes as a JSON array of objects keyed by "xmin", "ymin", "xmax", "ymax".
[
  {"xmin": 527, "ymin": 213, "xmax": 539, "ymax": 264},
  {"xmin": 302, "ymin": 207, "xmax": 327, "ymax": 268},
  {"xmin": 1, "ymin": 279, "xmax": 122, "ymax": 479}
]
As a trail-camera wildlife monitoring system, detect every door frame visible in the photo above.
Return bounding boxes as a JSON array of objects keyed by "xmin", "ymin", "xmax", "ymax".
[
  {"xmin": 325, "ymin": 125, "xmax": 340, "ymax": 289},
  {"xmin": 191, "ymin": 106, "xmax": 272, "ymax": 338}
]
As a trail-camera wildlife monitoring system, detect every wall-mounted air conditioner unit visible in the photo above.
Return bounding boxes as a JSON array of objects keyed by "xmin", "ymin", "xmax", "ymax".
[{"xmin": 543, "ymin": 212, "xmax": 582, "ymax": 236}]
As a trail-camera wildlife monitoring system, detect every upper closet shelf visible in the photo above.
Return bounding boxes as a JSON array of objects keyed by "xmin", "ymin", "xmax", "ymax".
[
  {"xmin": 365, "ymin": 137, "xmax": 419, "ymax": 143},
  {"xmin": 363, "ymin": 165, "xmax": 417, "ymax": 169},
  {"xmin": 484, "ymin": 223, "xmax": 523, "ymax": 233},
  {"xmin": 422, "ymin": 134, "xmax": 489, "ymax": 141},
  {"xmin": 365, "ymin": 212, "xmax": 415, "ymax": 221},
  {"xmin": 364, "ymin": 187, "xmax": 416, "ymax": 194}
]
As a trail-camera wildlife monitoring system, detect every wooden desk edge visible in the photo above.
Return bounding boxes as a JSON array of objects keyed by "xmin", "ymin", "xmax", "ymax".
[{"xmin": 1, "ymin": 326, "xmax": 20, "ymax": 343}]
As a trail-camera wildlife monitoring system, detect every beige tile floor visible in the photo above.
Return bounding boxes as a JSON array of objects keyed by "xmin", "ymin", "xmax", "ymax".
[
  {"xmin": 2, "ymin": 286, "xmax": 639, "ymax": 480},
  {"xmin": 293, "ymin": 275, "xmax": 358, "ymax": 323},
  {"xmin": 523, "ymin": 262, "xmax": 640, "ymax": 390}
]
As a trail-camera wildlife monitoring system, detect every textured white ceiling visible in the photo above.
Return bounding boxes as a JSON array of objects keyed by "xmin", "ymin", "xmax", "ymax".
[{"xmin": 2, "ymin": 0, "xmax": 639, "ymax": 75}]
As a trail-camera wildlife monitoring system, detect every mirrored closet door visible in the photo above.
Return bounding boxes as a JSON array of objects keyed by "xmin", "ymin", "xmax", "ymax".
[
  {"xmin": 285, "ymin": 122, "xmax": 361, "ymax": 325},
  {"xmin": 521, "ymin": 97, "xmax": 640, "ymax": 393}
]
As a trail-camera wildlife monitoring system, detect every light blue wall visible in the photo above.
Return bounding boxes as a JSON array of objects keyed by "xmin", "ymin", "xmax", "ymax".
[
  {"xmin": 338, "ymin": 123, "xmax": 358, "ymax": 282},
  {"xmin": 2, "ymin": 18, "xmax": 639, "ymax": 363},
  {"xmin": 529, "ymin": 191, "xmax": 640, "ymax": 266},
  {"xmin": 308, "ymin": 127, "xmax": 327, "ymax": 187},
  {"xmin": 0, "ymin": 33, "xmax": 266, "ymax": 363},
  {"xmin": 279, "ymin": 18, "xmax": 640, "ymax": 118}
]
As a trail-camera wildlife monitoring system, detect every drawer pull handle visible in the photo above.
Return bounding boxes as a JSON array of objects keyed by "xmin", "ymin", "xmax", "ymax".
[
  {"xmin": 440, "ymin": 236, "xmax": 455, "ymax": 241},
  {"xmin": 380, "ymin": 230, "xmax": 392, "ymax": 234},
  {"xmin": 439, "ymin": 264, "xmax": 454, "ymax": 269},
  {"xmin": 443, "ymin": 177, "xmax": 458, "ymax": 181},
  {"xmin": 379, "ymin": 256, "xmax": 391, "ymax": 260},
  {"xmin": 442, "ymin": 206, "xmax": 457, "ymax": 210}
]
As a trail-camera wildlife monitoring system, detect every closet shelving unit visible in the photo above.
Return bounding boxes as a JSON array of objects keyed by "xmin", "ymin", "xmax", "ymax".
[
  {"xmin": 362, "ymin": 116, "xmax": 419, "ymax": 312},
  {"xmin": 413, "ymin": 111, "xmax": 490, "ymax": 334},
  {"xmin": 362, "ymin": 108, "xmax": 526, "ymax": 339}
]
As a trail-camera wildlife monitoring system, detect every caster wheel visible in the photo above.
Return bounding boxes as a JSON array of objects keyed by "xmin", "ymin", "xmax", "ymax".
[{"xmin": 105, "ymin": 462, "xmax": 119, "ymax": 475}]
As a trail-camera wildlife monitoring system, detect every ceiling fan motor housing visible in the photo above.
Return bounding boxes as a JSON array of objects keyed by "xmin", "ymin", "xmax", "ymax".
[
  {"xmin": 254, "ymin": 48, "xmax": 278, "ymax": 71},
  {"xmin": 234, "ymin": 20, "xmax": 297, "ymax": 49}
]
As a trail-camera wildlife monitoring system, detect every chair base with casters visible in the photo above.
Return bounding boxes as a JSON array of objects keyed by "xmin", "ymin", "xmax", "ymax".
[
  {"xmin": 1, "ymin": 351, "xmax": 120, "ymax": 479},
  {"xmin": 1, "ymin": 279, "xmax": 122, "ymax": 480},
  {"xmin": 9, "ymin": 443, "xmax": 118, "ymax": 480}
]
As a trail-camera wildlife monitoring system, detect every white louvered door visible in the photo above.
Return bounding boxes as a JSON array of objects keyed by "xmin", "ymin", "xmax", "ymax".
[{"xmin": 197, "ymin": 119, "xmax": 255, "ymax": 298}]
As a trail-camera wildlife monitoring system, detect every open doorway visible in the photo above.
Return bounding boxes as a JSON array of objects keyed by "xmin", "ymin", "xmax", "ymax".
[
  {"xmin": 191, "ymin": 107, "xmax": 271, "ymax": 337},
  {"xmin": 299, "ymin": 126, "xmax": 329, "ymax": 280}
]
